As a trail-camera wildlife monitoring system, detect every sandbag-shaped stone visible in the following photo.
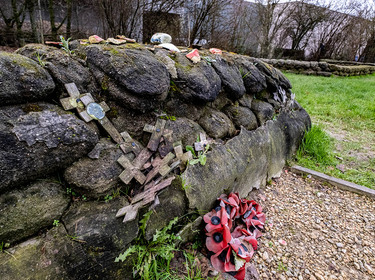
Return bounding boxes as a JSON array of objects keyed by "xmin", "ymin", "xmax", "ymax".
[
  {"xmin": 224, "ymin": 104, "xmax": 258, "ymax": 131},
  {"xmin": 251, "ymin": 100, "xmax": 275, "ymax": 125},
  {"xmin": 211, "ymin": 56, "xmax": 246, "ymax": 99},
  {"xmin": 199, "ymin": 108, "xmax": 236, "ymax": 139},
  {"xmin": 0, "ymin": 180, "xmax": 70, "ymax": 244},
  {"xmin": 0, "ymin": 103, "xmax": 98, "ymax": 193},
  {"xmin": 251, "ymin": 58, "xmax": 292, "ymax": 90},
  {"xmin": 64, "ymin": 138, "xmax": 131, "ymax": 198},
  {"xmin": 232, "ymin": 55, "xmax": 267, "ymax": 95},
  {"xmin": 0, "ymin": 204, "xmax": 135, "ymax": 280},
  {"xmin": 16, "ymin": 44, "xmax": 97, "ymax": 95},
  {"xmin": 173, "ymin": 53, "xmax": 221, "ymax": 102},
  {"xmin": 63, "ymin": 199, "xmax": 139, "ymax": 254},
  {"xmin": 164, "ymin": 117, "xmax": 206, "ymax": 147},
  {"xmin": 86, "ymin": 45, "xmax": 170, "ymax": 97},
  {"xmin": 0, "ymin": 51, "xmax": 55, "ymax": 105}
]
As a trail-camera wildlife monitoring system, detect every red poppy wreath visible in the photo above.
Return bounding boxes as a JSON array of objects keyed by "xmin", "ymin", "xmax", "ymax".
[{"xmin": 203, "ymin": 193, "xmax": 266, "ymax": 280}]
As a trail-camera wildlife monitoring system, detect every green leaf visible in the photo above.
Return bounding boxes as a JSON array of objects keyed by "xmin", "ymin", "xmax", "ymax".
[
  {"xmin": 185, "ymin": 145, "xmax": 196, "ymax": 157},
  {"xmin": 199, "ymin": 154, "xmax": 207, "ymax": 166},
  {"xmin": 137, "ymin": 211, "xmax": 152, "ymax": 241},
  {"xmin": 233, "ymin": 251, "xmax": 246, "ymax": 271},
  {"xmin": 189, "ymin": 159, "xmax": 200, "ymax": 165},
  {"xmin": 115, "ymin": 246, "xmax": 137, "ymax": 262}
]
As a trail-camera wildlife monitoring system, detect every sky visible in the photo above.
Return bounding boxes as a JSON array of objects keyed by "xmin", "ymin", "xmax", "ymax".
[
  {"xmin": 245, "ymin": 0, "xmax": 375, "ymax": 13},
  {"xmin": 245, "ymin": 0, "xmax": 374, "ymax": 5}
]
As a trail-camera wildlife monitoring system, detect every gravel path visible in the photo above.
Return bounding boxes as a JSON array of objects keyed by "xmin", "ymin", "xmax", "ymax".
[{"xmin": 248, "ymin": 169, "xmax": 375, "ymax": 280}]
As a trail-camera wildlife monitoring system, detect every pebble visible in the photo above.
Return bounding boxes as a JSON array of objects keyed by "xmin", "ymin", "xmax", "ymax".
[
  {"xmin": 315, "ymin": 273, "xmax": 325, "ymax": 280},
  {"xmin": 248, "ymin": 170, "xmax": 375, "ymax": 280},
  {"xmin": 209, "ymin": 269, "xmax": 218, "ymax": 276},
  {"xmin": 262, "ymin": 251, "xmax": 269, "ymax": 261}
]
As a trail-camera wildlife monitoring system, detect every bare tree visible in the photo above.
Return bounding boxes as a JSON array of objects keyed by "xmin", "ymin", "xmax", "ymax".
[
  {"xmin": 283, "ymin": 0, "xmax": 329, "ymax": 52},
  {"xmin": 0, "ymin": 0, "xmax": 29, "ymax": 46},
  {"xmin": 142, "ymin": 0, "xmax": 184, "ymax": 43},
  {"xmin": 245, "ymin": 0, "xmax": 292, "ymax": 58},
  {"xmin": 307, "ymin": 2, "xmax": 358, "ymax": 60},
  {"xmin": 186, "ymin": 0, "xmax": 227, "ymax": 46}
]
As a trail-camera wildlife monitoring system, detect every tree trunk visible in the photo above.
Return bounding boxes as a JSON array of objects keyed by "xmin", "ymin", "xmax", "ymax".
[
  {"xmin": 27, "ymin": 0, "xmax": 38, "ymax": 42},
  {"xmin": 66, "ymin": 0, "xmax": 72, "ymax": 38}
]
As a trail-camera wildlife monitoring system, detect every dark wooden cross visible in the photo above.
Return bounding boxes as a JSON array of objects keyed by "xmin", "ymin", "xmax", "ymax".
[
  {"xmin": 158, "ymin": 129, "xmax": 174, "ymax": 157},
  {"xmin": 143, "ymin": 119, "xmax": 166, "ymax": 152}
]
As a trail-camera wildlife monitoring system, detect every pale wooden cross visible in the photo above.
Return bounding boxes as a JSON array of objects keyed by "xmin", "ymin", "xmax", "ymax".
[
  {"xmin": 60, "ymin": 83, "xmax": 140, "ymax": 156},
  {"xmin": 144, "ymin": 152, "xmax": 178, "ymax": 184},
  {"xmin": 173, "ymin": 141, "xmax": 193, "ymax": 165},
  {"xmin": 194, "ymin": 132, "xmax": 214, "ymax": 151},
  {"xmin": 117, "ymin": 148, "xmax": 153, "ymax": 185},
  {"xmin": 116, "ymin": 177, "xmax": 174, "ymax": 223},
  {"xmin": 120, "ymin": 131, "xmax": 142, "ymax": 156}
]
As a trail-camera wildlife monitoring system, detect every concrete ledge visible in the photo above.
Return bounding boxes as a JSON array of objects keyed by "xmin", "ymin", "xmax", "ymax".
[{"xmin": 291, "ymin": 165, "xmax": 375, "ymax": 199}]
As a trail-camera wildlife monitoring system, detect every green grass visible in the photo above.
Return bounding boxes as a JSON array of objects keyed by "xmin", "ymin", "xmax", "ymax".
[
  {"xmin": 286, "ymin": 73, "xmax": 375, "ymax": 189},
  {"xmin": 297, "ymin": 125, "xmax": 335, "ymax": 165}
]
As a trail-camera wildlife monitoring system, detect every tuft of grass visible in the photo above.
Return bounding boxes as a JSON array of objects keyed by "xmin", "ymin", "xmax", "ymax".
[{"xmin": 297, "ymin": 125, "xmax": 335, "ymax": 165}]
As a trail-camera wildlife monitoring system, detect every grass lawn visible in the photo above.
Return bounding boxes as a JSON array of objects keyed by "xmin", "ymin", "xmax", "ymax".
[{"xmin": 285, "ymin": 73, "xmax": 375, "ymax": 188}]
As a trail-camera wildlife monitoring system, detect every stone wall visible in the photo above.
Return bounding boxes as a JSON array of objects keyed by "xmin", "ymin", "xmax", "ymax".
[
  {"xmin": 262, "ymin": 58, "xmax": 375, "ymax": 77},
  {"xmin": 0, "ymin": 42, "xmax": 310, "ymax": 279}
]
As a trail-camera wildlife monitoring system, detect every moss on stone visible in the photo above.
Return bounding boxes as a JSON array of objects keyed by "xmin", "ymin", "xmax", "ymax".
[
  {"xmin": 124, "ymin": 42, "xmax": 144, "ymax": 49},
  {"xmin": 22, "ymin": 103, "xmax": 43, "ymax": 113},
  {"xmin": 101, "ymin": 75, "xmax": 109, "ymax": 91}
]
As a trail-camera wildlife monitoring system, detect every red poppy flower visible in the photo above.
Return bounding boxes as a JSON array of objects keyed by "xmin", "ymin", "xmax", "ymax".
[
  {"xmin": 219, "ymin": 194, "xmax": 240, "ymax": 219},
  {"xmin": 206, "ymin": 225, "xmax": 232, "ymax": 253},
  {"xmin": 210, "ymin": 246, "xmax": 230, "ymax": 272},
  {"xmin": 230, "ymin": 238, "xmax": 254, "ymax": 262},
  {"xmin": 203, "ymin": 204, "xmax": 229, "ymax": 232},
  {"xmin": 211, "ymin": 241, "xmax": 249, "ymax": 280},
  {"xmin": 238, "ymin": 198, "xmax": 250, "ymax": 216},
  {"xmin": 248, "ymin": 200, "xmax": 263, "ymax": 212},
  {"xmin": 231, "ymin": 225, "xmax": 246, "ymax": 238},
  {"xmin": 232, "ymin": 265, "xmax": 246, "ymax": 280},
  {"xmin": 242, "ymin": 204, "xmax": 266, "ymax": 229},
  {"xmin": 241, "ymin": 227, "xmax": 262, "ymax": 250},
  {"xmin": 205, "ymin": 193, "xmax": 266, "ymax": 280}
]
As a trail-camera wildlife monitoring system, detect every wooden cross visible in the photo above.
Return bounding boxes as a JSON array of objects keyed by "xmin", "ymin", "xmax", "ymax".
[
  {"xmin": 158, "ymin": 129, "xmax": 174, "ymax": 157},
  {"xmin": 60, "ymin": 83, "xmax": 97, "ymax": 121},
  {"xmin": 143, "ymin": 119, "xmax": 166, "ymax": 152},
  {"xmin": 116, "ymin": 177, "xmax": 174, "ymax": 223},
  {"xmin": 173, "ymin": 141, "xmax": 193, "ymax": 165},
  {"xmin": 144, "ymin": 152, "xmax": 177, "ymax": 184},
  {"xmin": 60, "ymin": 83, "xmax": 140, "ymax": 156},
  {"xmin": 120, "ymin": 131, "xmax": 142, "ymax": 156},
  {"xmin": 194, "ymin": 132, "xmax": 214, "ymax": 151},
  {"xmin": 117, "ymin": 148, "xmax": 153, "ymax": 185}
]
